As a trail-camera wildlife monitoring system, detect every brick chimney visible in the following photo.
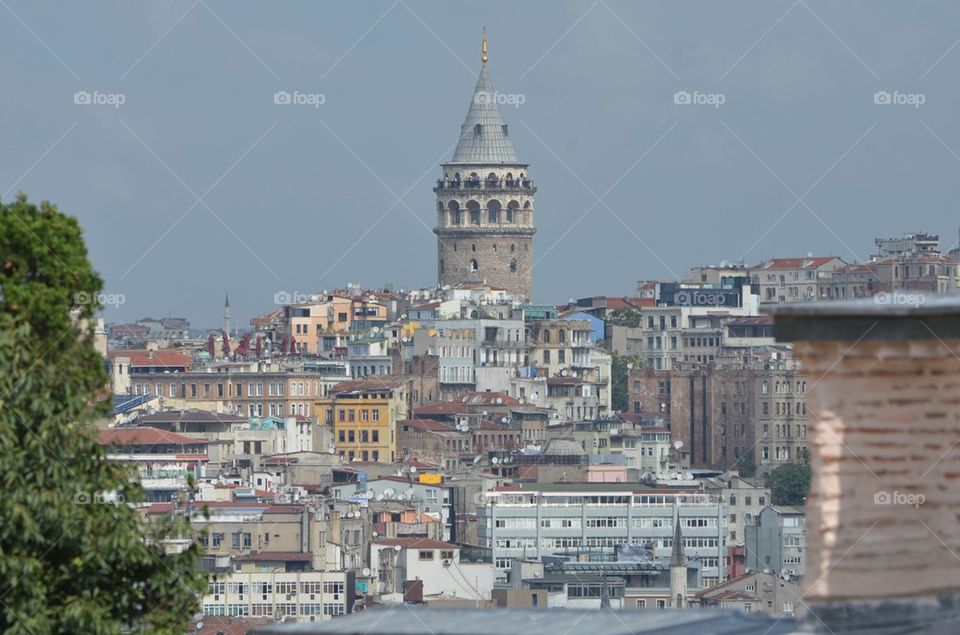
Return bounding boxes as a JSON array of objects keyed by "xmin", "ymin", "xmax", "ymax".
[{"xmin": 770, "ymin": 294, "xmax": 960, "ymax": 630}]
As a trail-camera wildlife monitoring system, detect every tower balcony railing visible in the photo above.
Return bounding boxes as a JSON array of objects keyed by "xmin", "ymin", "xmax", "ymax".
[{"xmin": 435, "ymin": 179, "xmax": 535, "ymax": 192}]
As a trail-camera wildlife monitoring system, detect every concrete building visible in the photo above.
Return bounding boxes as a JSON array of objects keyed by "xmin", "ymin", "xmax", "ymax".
[
  {"xmin": 478, "ymin": 484, "xmax": 727, "ymax": 586},
  {"xmin": 750, "ymin": 256, "xmax": 846, "ymax": 304},
  {"xmin": 370, "ymin": 538, "xmax": 493, "ymax": 602},
  {"xmin": 97, "ymin": 426, "xmax": 208, "ymax": 502},
  {"xmin": 744, "ymin": 506, "xmax": 805, "ymax": 582},
  {"xmin": 697, "ymin": 570, "xmax": 803, "ymax": 616},
  {"xmin": 201, "ymin": 569, "xmax": 353, "ymax": 621},
  {"xmin": 629, "ymin": 352, "xmax": 807, "ymax": 474},
  {"xmin": 433, "ymin": 34, "xmax": 536, "ymax": 300},
  {"xmin": 703, "ymin": 472, "xmax": 770, "ymax": 545}
]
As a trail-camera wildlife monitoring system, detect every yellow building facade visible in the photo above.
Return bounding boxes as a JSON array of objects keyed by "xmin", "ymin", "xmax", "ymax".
[{"xmin": 317, "ymin": 377, "xmax": 411, "ymax": 462}]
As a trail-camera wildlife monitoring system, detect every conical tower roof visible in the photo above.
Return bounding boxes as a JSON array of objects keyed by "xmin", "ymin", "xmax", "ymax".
[
  {"xmin": 449, "ymin": 33, "xmax": 519, "ymax": 165},
  {"xmin": 671, "ymin": 517, "xmax": 686, "ymax": 567}
]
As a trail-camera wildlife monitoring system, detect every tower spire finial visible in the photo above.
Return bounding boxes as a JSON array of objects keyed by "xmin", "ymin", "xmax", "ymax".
[{"xmin": 481, "ymin": 26, "xmax": 488, "ymax": 64}]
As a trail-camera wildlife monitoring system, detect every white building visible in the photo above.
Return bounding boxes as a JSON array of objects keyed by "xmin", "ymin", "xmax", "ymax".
[
  {"xmin": 201, "ymin": 569, "xmax": 351, "ymax": 622},
  {"xmin": 478, "ymin": 485, "xmax": 728, "ymax": 587},
  {"xmin": 370, "ymin": 538, "xmax": 494, "ymax": 602}
]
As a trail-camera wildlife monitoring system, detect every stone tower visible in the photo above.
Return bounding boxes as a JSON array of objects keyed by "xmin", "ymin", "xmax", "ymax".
[
  {"xmin": 670, "ymin": 514, "xmax": 688, "ymax": 608},
  {"xmin": 433, "ymin": 30, "xmax": 536, "ymax": 301}
]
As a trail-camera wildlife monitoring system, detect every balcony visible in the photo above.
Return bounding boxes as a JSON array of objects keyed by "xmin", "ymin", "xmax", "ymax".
[{"xmin": 434, "ymin": 179, "xmax": 535, "ymax": 193}]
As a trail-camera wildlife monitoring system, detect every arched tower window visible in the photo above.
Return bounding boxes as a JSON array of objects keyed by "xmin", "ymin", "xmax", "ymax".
[
  {"xmin": 487, "ymin": 199, "xmax": 501, "ymax": 224},
  {"xmin": 510, "ymin": 258, "xmax": 517, "ymax": 273},
  {"xmin": 467, "ymin": 201, "xmax": 480, "ymax": 225},
  {"xmin": 448, "ymin": 201, "xmax": 461, "ymax": 225},
  {"xmin": 506, "ymin": 200, "xmax": 518, "ymax": 222},
  {"xmin": 470, "ymin": 259, "xmax": 479, "ymax": 272}
]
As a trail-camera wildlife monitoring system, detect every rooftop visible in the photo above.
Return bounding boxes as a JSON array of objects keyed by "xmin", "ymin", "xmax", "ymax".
[
  {"xmin": 249, "ymin": 607, "xmax": 797, "ymax": 635},
  {"xmin": 97, "ymin": 426, "xmax": 207, "ymax": 447}
]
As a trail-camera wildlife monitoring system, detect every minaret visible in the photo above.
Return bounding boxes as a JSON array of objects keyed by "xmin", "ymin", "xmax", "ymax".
[
  {"xmin": 433, "ymin": 28, "xmax": 537, "ymax": 300},
  {"xmin": 670, "ymin": 514, "xmax": 688, "ymax": 608},
  {"xmin": 223, "ymin": 292, "xmax": 232, "ymax": 337}
]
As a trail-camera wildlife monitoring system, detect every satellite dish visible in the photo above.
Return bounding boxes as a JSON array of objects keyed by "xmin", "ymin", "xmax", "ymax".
[
  {"xmin": 501, "ymin": 417, "xmax": 507, "ymax": 424},
  {"xmin": 560, "ymin": 369, "xmax": 568, "ymax": 376},
  {"xmin": 383, "ymin": 488, "xmax": 396, "ymax": 499},
  {"xmin": 409, "ymin": 466, "xmax": 417, "ymax": 473},
  {"xmin": 482, "ymin": 410, "xmax": 488, "ymax": 416},
  {"xmin": 366, "ymin": 489, "xmax": 375, "ymax": 498},
  {"xmin": 491, "ymin": 457, "xmax": 499, "ymax": 464},
  {"xmin": 495, "ymin": 397, "xmax": 502, "ymax": 404},
  {"xmin": 673, "ymin": 440, "xmax": 684, "ymax": 450},
  {"xmin": 472, "ymin": 455, "xmax": 481, "ymax": 464},
  {"xmin": 519, "ymin": 398, "xmax": 525, "ymax": 404},
  {"xmin": 394, "ymin": 545, "xmax": 402, "ymax": 552},
  {"xmin": 362, "ymin": 568, "xmax": 371, "ymax": 576},
  {"xmin": 376, "ymin": 494, "xmax": 384, "ymax": 501}
]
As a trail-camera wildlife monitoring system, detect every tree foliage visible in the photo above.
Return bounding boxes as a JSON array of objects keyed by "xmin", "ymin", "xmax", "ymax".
[
  {"xmin": 606, "ymin": 308, "xmax": 642, "ymax": 328},
  {"xmin": 611, "ymin": 352, "xmax": 643, "ymax": 413},
  {"xmin": 0, "ymin": 194, "xmax": 205, "ymax": 634},
  {"xmin": 769, "ymin": 463, "xmax": 812, "ymax": 506}
]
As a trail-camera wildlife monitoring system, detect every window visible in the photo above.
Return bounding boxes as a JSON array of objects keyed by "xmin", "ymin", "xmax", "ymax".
[
  {"xmin": 440, "ymin": 550, "xmax": 455, "ymax": 560},
  {"xmin": 418, "ymin": 550, "xmax": 434, "ymax": 560}
]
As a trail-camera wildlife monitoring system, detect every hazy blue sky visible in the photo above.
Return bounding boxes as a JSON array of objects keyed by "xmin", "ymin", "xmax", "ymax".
[{"xmin": 3, "ymin": 1, "xmax": 960, "ymax": 326}]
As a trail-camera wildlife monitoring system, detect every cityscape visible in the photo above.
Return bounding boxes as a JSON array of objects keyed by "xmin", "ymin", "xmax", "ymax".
[{"xmin": 3, "ymin": 3, "xmax": 960, "ymax": 635}]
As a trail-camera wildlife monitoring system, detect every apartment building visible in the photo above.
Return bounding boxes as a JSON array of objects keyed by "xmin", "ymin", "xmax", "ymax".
[
  {"xmin": 97, "ymin": 427, "xmax": 208, "ymax": 502},
  {"xmin": 369, "ymin": 538, "xmax": 494, "ymax": 601},
  {"xmin": 703, "ymin": 473, "xmax": 770, "ymax": 544},
  {"xmin": 201, "ymin": 569, "xmax": 353, "ymax": 621},
  {"xmin": 477, "ymin": 484, "xmax": 728, "ymax": 587},
  {"xmin": 106, "ymin": 347, "xmax": 191, "ymax": 395},
  {"xmin": 608, "ymin": 284, "xmax": 758, "ymax": 371},
  {"xmin": 317, "ymin": 376, "xmax": 412, "ymax": 462},
  {"xmin": 282, "ymin": 294, "xmax": 389, "ymax": 354},
  {"xmin": 745, "ymin": 506, "xmax": 806, "ymax": 582},
  {"xmin": 526, "ymin": 319, "xmax": 594, "ymax": 376},
  {"xmin": 697, "ymin": 570, "xmax": 803, "ymax": 616},
  {"xmin": 750, "ymin": 257, "xmax": 846, "ymax": 304},
  {"xmin": 609, "ymin": 425, "xmax": 671, "ymax": 476},
  {"xmin": 124, "ymin": 360, "xmax": 350, "ymax": 419},
  {"xmin": 629, "ymin": 353, "xmax": 806, "ymax": 474}
]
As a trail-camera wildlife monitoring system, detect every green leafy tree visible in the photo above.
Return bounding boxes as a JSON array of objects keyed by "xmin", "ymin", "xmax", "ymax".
[
  {"xmin": 0, "ymin": 194, "xmax": 205, "ymax": 634},
  {"xmin": 769, "ymin": 463, "xmax": 812, "ymax": 506},
  {"xmin": 733, "ymin": 448, "xmax": 757, "ymax": 478},
  {"xmin": 606, "ymin": 308, "xmax": 642, "ymax": 328},
  {"xmin": 611, "ymin": 352, "xmax": 643, "ymax": 413}
]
